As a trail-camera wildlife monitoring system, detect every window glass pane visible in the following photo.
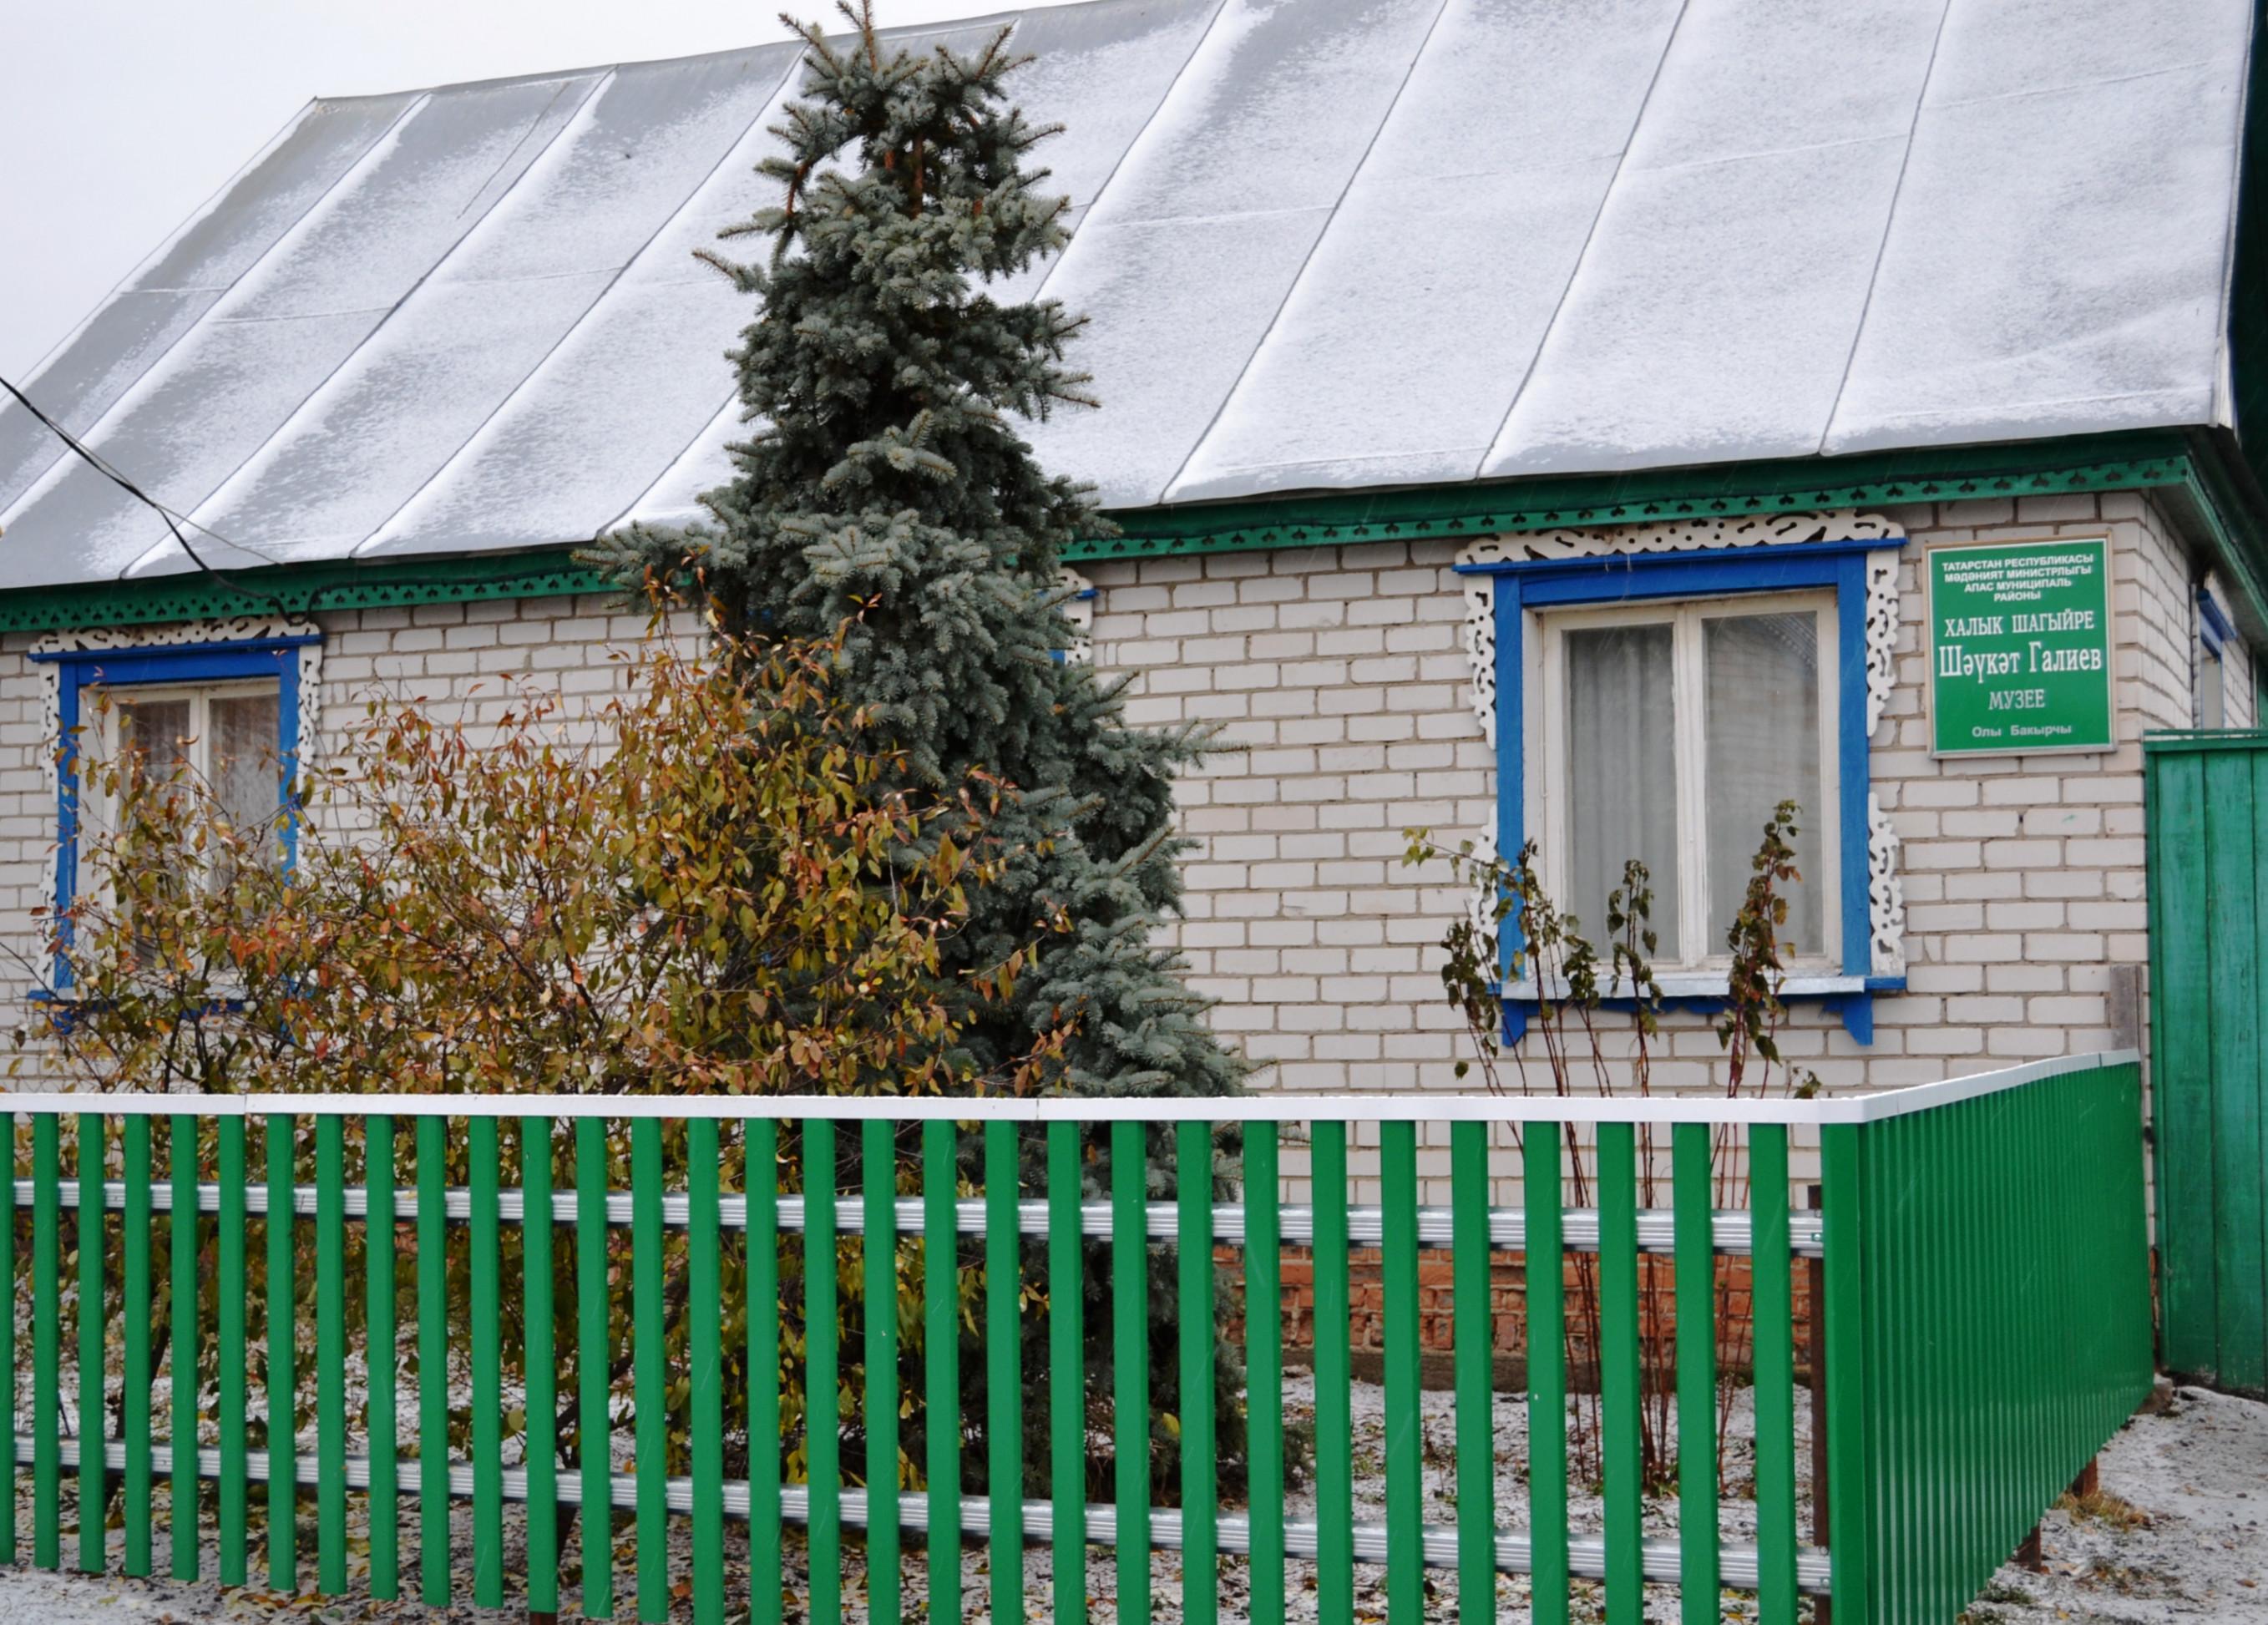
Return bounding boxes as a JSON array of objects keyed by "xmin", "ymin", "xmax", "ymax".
[
  {"xmin": 116, "ymin": 696, "xmax": 192, "ymax": 792},
  {"xmin": 2201, "ymin": 650, "xmax": 2225, "ymax": 728},
  {"xmin": 210, "ymin": 689, "xmax": 283, "ymax": 871},
  {"xmin": 1566, "ymin": 623, "xmax": 1678, "ymax": 960},
  {"xmin": 1704, "ymin": 612, "xmax": 1822, "ymax": 956}
]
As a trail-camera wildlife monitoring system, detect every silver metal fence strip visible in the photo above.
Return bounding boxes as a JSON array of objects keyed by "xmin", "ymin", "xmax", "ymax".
[
  {"xmin": 33, "ymin": 1434, "xmax": 1831, "ymax": 1593},
  {"xmin": 20, "ymin": 1179, "xmax": 1826, "ymax": 1258}
]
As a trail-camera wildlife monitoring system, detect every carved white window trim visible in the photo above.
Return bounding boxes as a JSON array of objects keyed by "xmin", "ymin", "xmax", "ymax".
[
  {"xmin": 33, "ymin": 618, "xmax": 324, "ymax": 932},
  {"xmin": 1457, "ymin": 510, "xmax": 1906, "ymax": 977},
  {"xmin": 1060, "ymin": 567, "xmax": 1096, "ymax": 663}
]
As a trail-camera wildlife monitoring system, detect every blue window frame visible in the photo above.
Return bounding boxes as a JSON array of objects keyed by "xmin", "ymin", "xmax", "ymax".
[
  {"xmin": 1458, "ymin": 538, "xmax": 1906, "ymax": 1045},
  {"xmin": 32, "ymin": 635, "xmax": 316, "ymax": 988}
]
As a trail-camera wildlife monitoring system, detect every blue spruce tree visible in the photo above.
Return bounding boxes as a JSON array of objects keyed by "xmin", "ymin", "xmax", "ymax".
[
  {"xmin": 602, "ymin": 6, "xmax": 1243, "ymax": 1107},
  {"xmin": 599, "ymin": 3, "xmax": 1263, "ymax": 1513}
]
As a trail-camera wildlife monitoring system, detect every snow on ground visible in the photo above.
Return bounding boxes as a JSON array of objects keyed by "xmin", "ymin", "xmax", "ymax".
[{"xmin": 0, "ymin": 1380, "xmax": 2258, "ymax": 1623}]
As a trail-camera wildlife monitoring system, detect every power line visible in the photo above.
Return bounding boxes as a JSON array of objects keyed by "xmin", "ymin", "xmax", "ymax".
[
  {"xmin": 0, "ymin": 372, "xmax": 296, "ymax": 615},
  {"xmin": 0, "ymin": 374, "xmax": 603, "ymax": 621}
]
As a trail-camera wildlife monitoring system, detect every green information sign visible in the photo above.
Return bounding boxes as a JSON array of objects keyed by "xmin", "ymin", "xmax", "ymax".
[{"xmin": 1928, "ymin": 538, "xmax": 2114, "ymax": 756}]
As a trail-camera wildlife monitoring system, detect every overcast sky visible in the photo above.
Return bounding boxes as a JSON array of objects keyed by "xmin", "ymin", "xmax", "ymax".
[{"xmin": 0, "ymin": 0, "xmax": 1080, "ymax": 382}]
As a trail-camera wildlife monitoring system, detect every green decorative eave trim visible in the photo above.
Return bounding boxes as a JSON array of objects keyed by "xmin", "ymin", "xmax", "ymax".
[
  {"xmin": 0, "ymin": 552, "xmax": 610, "ymax": 636},
  {"xmin": 0, "ymin": 429, "xmax": 2255, "ymax": 636},
  {"xmin": 1071, "ymin": 430, "xmax": 2195, "ymax": 562}
]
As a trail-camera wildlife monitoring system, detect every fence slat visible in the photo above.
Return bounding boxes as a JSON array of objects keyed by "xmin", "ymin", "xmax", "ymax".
[
  {"xmin": 1450, "ymin": 1121, "xmax": 1496, "ymax": 1625},
  {"xmin": 265, "ymin": 1114, "xmax": 296, "ymax": 1592},
  {"xmin": 805, "ymin": 1118, "xmax": 841, "ymax": 1625},
  {"xmin": 748, "ymin": 1118, "xmax": 782, "ymax": 1625},
  {"xmin": 1746, "ymin": 1125, "xmax": 1797, "ymax": 1625},
  {"xmin": 416, "ymin": 1115, "xmax": 448, "ymax": 1607},
  {"xmin": 632, "ymin": 1117, "xmax": 668, "ymax": 1624},
  {"xmin": 1524, "ymin": 1127, "xmax": 1568, "ymax": 1625},
  {"xmin": 523, "ymin": 1118, "xmax": 558, "ymax": 1618},
  {"xmin": 575, "ymin": 1117, "xmax": 613, "ymax": 1622},
  {"xmin": 468, "ymin": 1115, "xmax": 503, "ymax": 1607},
  {"xmin": 316, "ymin": 1114, "xmax": 346, "ymax": 1594},
  {"xmin": 1820, "ymin": 1123, "xmax": 1870, "ymax": 1623},
  {"xmin": 366, "ymin": 1115, "xmax": 396, "ymax": 1601},
  {"xmin": 32, "ymin": 1112, "xmax": 57, "ymax": 1572},
  {"xmin": 0, "ymin": 1115, "xmax": 13, "ymax": 1569},
  {"xmin": 1243, "ymin": 1121, "xmax": 1284, "ymax": 1625},
  {"xmin": 1311, "ymin": 1120, "xmax": 1353, "ymax": 1625},
  {"xmin": 985, "ymin": 1120, "xmax": 1023, "ymax": 1625},
  {"xmin": 1047, "ymin": 1120, "xmax": 1086, "ymax": 1625},
  {"xmin": 168, "ymin": 1116, "xmax": 196, "ymax": 1582},
  {"xmin": 1111, "ymin": 1119, "xmax": 1150, "ymax": 1625},
  {"xmin": 1598, "ymin": 1121, "xmax": 1642, "ymax": 1625},
  {"xmin": 1179, "ymin": 1120, "xmax": 1218, "ymax": 1625},
  {"xmin": 215, "ymin": 1116, "xmax": 246, "ymax": 1587},
  {"xmin": 920, "ymin": 1120, "xmax": 959, "ymax": 1625},
  {"xmin": 1381, "ymin": 1120, "xmax": 1422, "ymax": 1625},
  {"xmin": 79, "ymin": 1111, "xmax": 105, "ymax": 1576},
  {"xmin": 122, "ymin": 1112, "xmax": 151, "ymax": 1578},
  {"xmin": 861, "ymin": 1118, "xmax": 899, "ymax": 1625},
  {"xmin": 691, "ymin": 1117, "xmax": 726, "ymax": 1625},
  {"xmin": 1672, "ymin": 1122, "xmax": 1719, "ymax": 1622}
]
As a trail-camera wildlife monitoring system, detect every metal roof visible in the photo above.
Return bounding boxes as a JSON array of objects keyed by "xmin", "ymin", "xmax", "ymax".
[{"xmin": 0, "ymin": 0, "xmax": 2254, "ymax": 593}]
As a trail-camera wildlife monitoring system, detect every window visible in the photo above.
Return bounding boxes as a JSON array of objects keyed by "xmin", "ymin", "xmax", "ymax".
[
  {"xmin": 101, "ymin": 680, "xmax": 288, "ymax": 885},
  {"xmin": 1465, "ymin": 532, "xmax": 1902, "ymax": 1044},
  {"xmin": 34, "ymin": 630, "xmax": 316, "ymax": 990},
  {"xmin": 1536, "ymin": 592, "xmax": 1836, "ymax": 967},
  {"xmin": 2198, "ymin": 586, "xmax": 2234, "ymax": 730}
]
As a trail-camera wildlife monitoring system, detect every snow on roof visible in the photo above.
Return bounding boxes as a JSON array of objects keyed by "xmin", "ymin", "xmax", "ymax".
[{"xmin": 0, "ymin": 0, "xmax": 2253, "ymax": 590}]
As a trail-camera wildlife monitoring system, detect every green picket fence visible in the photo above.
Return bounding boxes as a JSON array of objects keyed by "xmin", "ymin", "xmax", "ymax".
[{"xmin": 0, "ymin": 1051, "xmax": 2148, "ymax": 1624}]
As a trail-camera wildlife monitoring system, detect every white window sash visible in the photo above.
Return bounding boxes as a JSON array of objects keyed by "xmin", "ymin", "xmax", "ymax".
[{"xmin": 1529, "ymin": 590, "xmax": 1840, "ymax": 974}]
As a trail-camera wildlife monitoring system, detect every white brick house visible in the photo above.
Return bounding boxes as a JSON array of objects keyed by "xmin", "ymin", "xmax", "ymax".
[{"xmin": 0, "ymin": 0, "xmax": 2264, "ymax": 1139}]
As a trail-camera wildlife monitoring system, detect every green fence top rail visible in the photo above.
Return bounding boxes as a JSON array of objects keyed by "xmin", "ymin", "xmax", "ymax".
[{"xmin": 0, "ymin": 1050, "xmax": 2136, "ymax": 1125}]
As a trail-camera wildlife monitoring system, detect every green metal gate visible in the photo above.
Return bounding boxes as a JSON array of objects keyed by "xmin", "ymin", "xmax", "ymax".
[{"xmin": 2146, "ymin": 728, "xmax": 2268, "ymax": 1393}]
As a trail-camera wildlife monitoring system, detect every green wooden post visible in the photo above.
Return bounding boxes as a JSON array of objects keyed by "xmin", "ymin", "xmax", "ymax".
[
  {"xmin": 1243, "ymin": 1121, "xmax": 1284, "ymax": 1625},
  {"xmin": 1747, "ymin": 1126, "xmax": 1797, "ymax": 1625},
  {"xmin": 468, "ymin": 1114, "xmax": 503, "ymax": 1607},
  {"xmin": 1177, "ymin": 1121, "xmax": 1217, "ymax": 1625},
  {"xmin": 861, "ymin": 1119, "xmax": 899, "ymax": 1625},
  {"xmin": 169, "ymin": 1114, "xmax": 198, "ymax": 1582},
  {"xmin": 1111, "ymin": 1120, "xmax": 1150, "ymax": 1625},
  {"xmin": 1671, "ymin": 1123, "xmax": 1719, "ymax": 1623},
  {"xmin": 804, "ymin": 1119, "xmax": 841, "ymax": 1625},
  {"xmin": 365, "ymin": 1115, "xmax": 397, "ymax": 1601},
  {"xmin": 79, "ymin": 1111, "xmax": 106, "ymax": 1576},
  {"xmin": 747, "ymin": 1118, "xmax": 781, "ymax": 1625},
  {"xmin": 215, "ymin": 1115, "xmax": 246, "ymax": 1587},
  {"xmin": 415, "ymin": 1115, "xmax": 448, "ymax": 1607},
  {"xmin": 1380, "ymin": 1120, "xmax": 1421, "ymax": 1625},
  {"xmin": 1523, "ymin": 1127, "xmax": 1567, "ymax": 1625},
  {"xmin": 575, "ymin": 1116, "xmax": 613, "ymax": 1621},
  {"xmin": 1450, "ymin": 1121, "xmax": 1495, "ymax": 1625},
  {"xmin": 265, "ymin": 1113, "xmax": 295, "ymax": 1591},
  {"xmin": 122, "ymin": 1112, "xmax": 152, "ymax": 1578},
  {"xmin": 1597, "ymin": 1121, "xmax": 1641, "ymax": 1625},
  {"xmin": 632, "ymin": 1117, "xmax": 666, "ymax": 1624},
  {"xmin": 315, "ymin": 1114, "xmax": 345, "ymax": 1595},
  {"xmin": 1046, "ymin": 1121, "xmax": 1086, "ymax": 1625},
  {"xmin": 1311, "ymin": 1120, "xmax": 1353, "ymax": 1625},
  {"xmin": 522, "ymin": 1118, "xmax": 559, "ymax": 1618},
  {"xmin": 920, "ymin": 1120, "xmax": 959, "ymax": 1625},
  {"xmin": 985, "ymin": 1120, "xmax": 1022, "ymax": 1624}
]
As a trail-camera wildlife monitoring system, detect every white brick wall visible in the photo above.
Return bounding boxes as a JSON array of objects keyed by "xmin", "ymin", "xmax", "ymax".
[
  {"xmin": 1090, "ymin": 491, "xmax": 2212, "ymax": 1104},
  {"xmin": 0, "ymin": 490, "xmax": 2236, "ymax": 1142}
]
